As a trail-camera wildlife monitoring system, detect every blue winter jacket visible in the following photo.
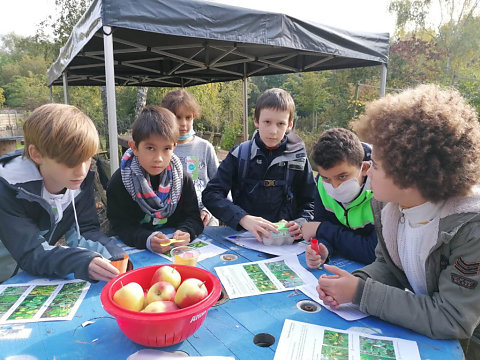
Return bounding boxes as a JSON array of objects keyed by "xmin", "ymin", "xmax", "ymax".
[{"xmin": 202, "ymin": 131, "xmax": 315, "ymax": 229}]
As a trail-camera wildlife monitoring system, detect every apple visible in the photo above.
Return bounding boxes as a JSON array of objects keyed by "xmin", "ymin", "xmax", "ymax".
[
  {"xmin": 145, "ymin": 281, "xmax": 176, "ymax": 305},
  {"xmin": 113, "ymin": 282, "xmax": 145, "ymax": 312},
  {"xmin": 150, "ymin": 266, "xmax": 181, "ymax": 289},
  {"xmin": 142, "ymin": 300, "xmax": 179, "ymax": 313},
  {"xmin": 174, "ymin": 278, "xmax": 208, "ymax": 308}
]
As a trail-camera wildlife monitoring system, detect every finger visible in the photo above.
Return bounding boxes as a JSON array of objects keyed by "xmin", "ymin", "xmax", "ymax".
[{"xmin": 323, "ymin": 264, "xmax": 349, "ymax": 276}]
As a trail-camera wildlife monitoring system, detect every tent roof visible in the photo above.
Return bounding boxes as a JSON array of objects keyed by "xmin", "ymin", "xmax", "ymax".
[{"xmin": 47, "ymin": 0, "xmax": 390, "ymax": 87}]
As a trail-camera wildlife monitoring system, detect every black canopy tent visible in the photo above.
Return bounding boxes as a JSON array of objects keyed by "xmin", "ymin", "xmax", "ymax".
[{"xmin": 47, "ymin": 0, "xmax": 389, "ymax": 172}]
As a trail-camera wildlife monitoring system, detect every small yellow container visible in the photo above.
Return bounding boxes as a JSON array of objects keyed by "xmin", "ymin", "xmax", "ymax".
[{"xmin": 171, "ymin": 246, "xmax": 200, "ymax": 266}]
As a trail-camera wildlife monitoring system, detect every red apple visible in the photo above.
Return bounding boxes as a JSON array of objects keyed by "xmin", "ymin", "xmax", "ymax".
[
  {"xmin": 150, "ymin": 266, "xmax": 181, "ymax": 289},
  {"xmin": 113, "ymin": 282, "xmax": 145, "ymax": 312},
  {"xmin": 174, "ymin": 278, "xmax": 208, "ymax": 308},
  {"xmin": 146, "ymin": 281, "xmax": 176, "ymax": 305},
  {"xmin": 142, "ymin": 300, "xmax": 179, "ymax": 313}
]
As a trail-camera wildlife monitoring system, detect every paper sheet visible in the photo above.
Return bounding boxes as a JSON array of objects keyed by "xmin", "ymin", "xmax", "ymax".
[
  {"xmin": 225, "ymin": 232, "xmax": 307, "ymax": 256},
  {"xmin": 158, "ymin": 234, "xmax": 227, "ymax": 262},
  {"xmin": 0, "ymin": 279, "xmax": 90, "ymax": 324},
  {"xmin": 274, "ymin": 319, "xmax": 421, "ymax": 360},
  {"xmin": 215, "ymin": 255, "xmax": 367, "ymax": 321}
]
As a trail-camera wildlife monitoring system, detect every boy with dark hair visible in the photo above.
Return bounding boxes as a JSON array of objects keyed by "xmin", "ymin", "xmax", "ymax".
[
  {"xmin": 107, "ymin": 106, "xmax": 203, "ymax": 253},
  {"xmin": 202, "ymin": 88, "xmax": 315, "ymax": 241},
  {"xmin": 161, "ymin": 89, "xmax": 219, "ymax": 226},
  {"xmin": 303, "ymin": 128, "xmax": 376, "ymax": 267},
  {"xmin": 0, "ymin": 103, "xmax": 125, "ymax": 283},
  {"xmin": 316, "ymin": 84, "xmax": 480, "ymax": 359}
]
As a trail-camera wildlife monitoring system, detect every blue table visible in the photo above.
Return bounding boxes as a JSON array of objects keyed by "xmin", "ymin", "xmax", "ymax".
[{"xmin": 0, "ymin": 226, "xmax": 463, "ymax": 359}]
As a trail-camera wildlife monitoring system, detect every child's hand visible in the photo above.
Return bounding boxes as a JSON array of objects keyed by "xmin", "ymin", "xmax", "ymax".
[
  {"xmin": 316, "ymin": 264, "xmax": 359, "ymax": 309},
  {"xmin": 172, "ymin": 230, "xmax": 190, "ymax": 247},
  {"xmin": 301, "ymin": 221, "xmax": 321, "ymax": 241},
  {"xmin": 200, "ymin": 210, "xmax": 210, "ymax": 226},
  {"xmin": 283, "ymin": 220, "xmax": 302, "ymax": 240},
  {"xmin": 88, "ymin": 257, "xmax": 119, "ymax": 282},
  {"xmin": 239, "ymin": 215, "xmax": 277, "ymax": 242},
  {"xmin": 150, "ymin": 232, "xmax": 172, "ymax": 254},
  {"xmin": 305, "ymin": 243, "xmax": 328, "ymax": 269}
]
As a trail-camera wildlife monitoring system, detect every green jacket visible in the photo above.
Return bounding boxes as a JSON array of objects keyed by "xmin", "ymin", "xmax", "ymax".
[{"xmin": 353, "ymin": 189, "xmax": 480, "ymax": 341}]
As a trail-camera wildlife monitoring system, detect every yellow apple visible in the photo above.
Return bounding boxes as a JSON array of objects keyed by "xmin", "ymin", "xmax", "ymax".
[
  {"xmin": 150, "ymin": 266, "xmax": 181, "ymax": 289},
  {"xmin": 174, "ymin": 278, "xmax": 208, "ymax": 308},
  {"xmin": 146, "ymin": 281, "xmax": 176, "ymax": 305},
  {"xmin": 142, "ymin": 300, "xmax": 179, "ymax": 313},
  {"xmin": 113, "ymin": 282, "xmax": 145, "ymax": 312}
]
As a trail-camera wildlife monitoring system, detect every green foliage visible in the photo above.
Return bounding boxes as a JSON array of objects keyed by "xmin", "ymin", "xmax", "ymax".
[
  {"xmin": 4, "ymin": 73, "xmax": 50, "ymax": 109},
  {"xmin": 0, "ymin": 88, "xmax": 5, "ymax": 108},
  {"xmin": 220, "ymin": 121, "xmax": 243, "ymax": 151}
]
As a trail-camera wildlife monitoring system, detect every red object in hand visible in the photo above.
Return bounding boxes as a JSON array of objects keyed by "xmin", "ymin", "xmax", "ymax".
[{"xmin": 310, "ymin": 238, "xmax": 320, "ymax": 255}]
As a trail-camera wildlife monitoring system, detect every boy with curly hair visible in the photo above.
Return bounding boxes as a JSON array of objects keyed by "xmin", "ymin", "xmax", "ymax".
[
  {"xmin": 0, "ymin": 104, "xmax": 125, "ymax": 283},
  {"xmin": 315, "ymin": 84, "xmax": 480, "ymax": 359},
  {"xmin": 303, "ymin": 128, "xmax": 377, "ymax": 267}
]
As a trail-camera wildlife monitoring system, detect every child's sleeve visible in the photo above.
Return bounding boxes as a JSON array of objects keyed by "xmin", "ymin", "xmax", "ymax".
[
  {"xmin": 174, "ymin": 174, "xmax": 204, "ymax": 238},
  {"xmin": 292, "ymin": 158, "xmax": 315, "ymax": 221},
  {"xmin": 106, "ymin": 170, "xmax": 153, "ymax": 249},
  {"xmin": 202, "ymin": 152, "xmax": 248, "ymax": 229},
  {"xmin": 205, "ymin": 141, "xmax": 220, "ymax": 180},
  {"xmin": 353, "ymin": 223, "xmax": 480, "ymax": 340},
  {"xmin": 0, "ymin": 196, "xmax": 98, "ymax": 282},
  {"xmin": 314, "ymin": 189, "xmax": 377, "ymax": 264}
]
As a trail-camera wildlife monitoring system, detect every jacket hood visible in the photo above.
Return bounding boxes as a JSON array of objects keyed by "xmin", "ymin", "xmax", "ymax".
[
  {"xmin": 440, "ymin": 185, "xmax": 480, "ymax": 217},
  {"xmin": 0, "ymin": 150, "xmax": 42, "ymax": 186}
]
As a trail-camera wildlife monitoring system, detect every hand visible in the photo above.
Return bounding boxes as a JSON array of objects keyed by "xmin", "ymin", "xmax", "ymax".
[
  {"xmin": 88, "ymin": 257, "xmax": 119, "ymax": 282},
  {"xmin": 150, "ymin": 232, "xmax": 173, "ymax": 254},
  {"xmin": 239, "ymin": 215, "xmax": 277, "ymax": 242},
  {"xmin": 301, "ymin": 221, "xmax": 321, "ymax": 241},
  {"xmin": 172, "ymin": 230, "xmax": 190, "ymax": 247},
  {"xmin": 316, "ymin": 264, "xmax": 359, "ymax": 309},
  {"xmin": 305, "ymin": 243, "xmax": 328, "ymax": 269},
  {"xmin": 200, "ymin": 210, "xmax": 211, "ymax": 226},
  {"xmin": 284, "ymin": 220, "xmax": 302, "ymax": 240}
]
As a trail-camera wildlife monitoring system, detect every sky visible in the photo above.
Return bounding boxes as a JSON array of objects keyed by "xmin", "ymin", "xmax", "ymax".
[{"xmin": 0, "ymin": 0, "xmax": 397, "ymax": 38}]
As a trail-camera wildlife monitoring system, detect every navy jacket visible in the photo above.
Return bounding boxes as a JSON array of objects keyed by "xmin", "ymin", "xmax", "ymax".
[
  {"xmin": 0, "ymin": 150, "xmax": 125, "ymax": 283},
  {"xmin": 202, "ymin": 131, "xmax": 315, "ymax": 229},
  {"xmin": 314, "ymin": 143, "xmax": 377, "ymax": 264}
]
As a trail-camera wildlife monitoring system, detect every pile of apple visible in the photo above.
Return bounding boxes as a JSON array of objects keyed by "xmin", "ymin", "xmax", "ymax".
[{"xmin": 113, "ymin": 266, "xmax": 208, "ymax": 313}]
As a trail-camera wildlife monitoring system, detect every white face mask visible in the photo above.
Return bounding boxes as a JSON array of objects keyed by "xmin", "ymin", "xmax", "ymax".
[{"xmin": 323, "ymin": 168, "xmax": 363, "ymax": 203}]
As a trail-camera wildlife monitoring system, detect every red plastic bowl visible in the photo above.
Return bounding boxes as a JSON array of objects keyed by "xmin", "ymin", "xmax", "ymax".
[{"xmin": 101, "ymin": 264, "xmax": 221, "ymax": 347}]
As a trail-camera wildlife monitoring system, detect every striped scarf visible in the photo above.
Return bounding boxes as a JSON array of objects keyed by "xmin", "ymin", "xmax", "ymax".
[{"xmin": 121, "ymin": 148, "xmax": 183, "ymax": 222}]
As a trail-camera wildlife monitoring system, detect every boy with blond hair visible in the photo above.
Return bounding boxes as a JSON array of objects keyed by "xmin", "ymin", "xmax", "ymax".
[
  {"xmin": 316, "ymin": 84, "xmax": 480, "ymax": 359},
  {"xmin": 0, "ymin": 103, "xmax": 125, "ymax": 283},
  {"xmin": 202, "ymin": 88, "xmax": 315, "ymax": 241}
]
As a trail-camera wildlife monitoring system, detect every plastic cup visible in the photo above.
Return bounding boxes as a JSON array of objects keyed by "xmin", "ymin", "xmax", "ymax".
[{"xmin": 171, "ymin": 246, "xmax": 200, "ymax": 266}]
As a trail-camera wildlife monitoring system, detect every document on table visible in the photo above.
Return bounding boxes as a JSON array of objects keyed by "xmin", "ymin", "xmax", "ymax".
[
  {"xmin": 225, "ymin": 231, "xmax": 307, "ymax": 256},
  {"xmin": 274, "ymin": 319, "xmax": 421, "ymax": 360},
  {"xmin": 0, "ymin": 279, "xmax": 90, "ymax": 324},
  {"xmin": 215, "ymin": 255, "xmax": 367, "ymax": 321},
  {"xmin": 157, "ymin": 234, "xmax": 227, "ymax": 262}
]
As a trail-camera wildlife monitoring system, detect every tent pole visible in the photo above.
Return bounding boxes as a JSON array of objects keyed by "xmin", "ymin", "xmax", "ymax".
[
  {"xmin": 242, "ymin": 64, "xmax": 248, "ymax": 140},
  {"xmin": 380, "ymin": 64, "xmax": 387, "ymax": 98},
  {"xmin": 103, "ymin": 25, "xmax": 120, "ymax": 172},
  {"xmin": 49, "ymin": 86, "xmax": 53, "ymax": 103},
  {"xmin": 62, "ymin": 72, "xmax": 69, "ymax": 104}
]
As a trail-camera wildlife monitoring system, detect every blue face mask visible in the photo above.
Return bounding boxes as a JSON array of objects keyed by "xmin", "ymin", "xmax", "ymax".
[{"xmin": 178, "ymin": 129, "xmax": 195, "ymax": 141}]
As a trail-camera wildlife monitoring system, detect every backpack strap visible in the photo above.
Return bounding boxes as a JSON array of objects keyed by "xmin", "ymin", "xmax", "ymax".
[{"xmin": 237, "ymin": 140, "xmax": 294, "ymax": 197}]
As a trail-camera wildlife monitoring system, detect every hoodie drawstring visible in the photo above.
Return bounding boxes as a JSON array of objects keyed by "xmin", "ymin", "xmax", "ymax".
[{"xmin": 70, "ymin": 190, "xmax": 81, "ymax": 240}]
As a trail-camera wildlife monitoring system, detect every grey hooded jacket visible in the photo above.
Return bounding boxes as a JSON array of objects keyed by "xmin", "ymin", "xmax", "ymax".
[
  {"xmin": 0, "ymin": 150, "xmax": 125, "ymax": 283},
  {"xmin": 353, "ymin": 188, "xmax": 480, "ymax": 342}
]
